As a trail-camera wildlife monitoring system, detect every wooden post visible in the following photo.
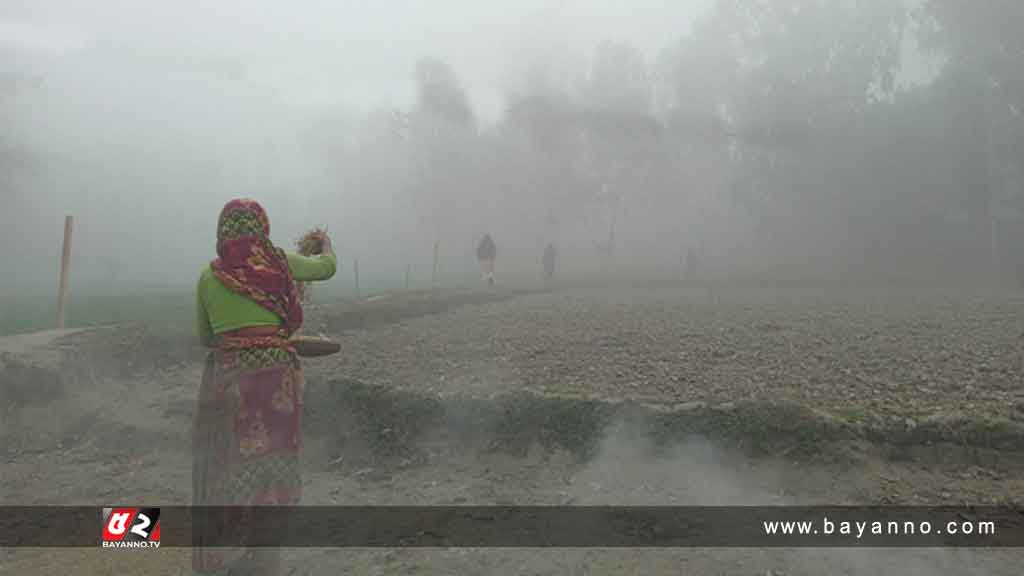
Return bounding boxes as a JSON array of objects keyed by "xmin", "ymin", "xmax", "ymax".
[
  {"xmin": 354, "ymin": 259, "xmax": 360, "ymax": 299},
  {"xmin": 57, "ymin": 215, "xmax": 73, "ymax": 329},
  {"xmin": 405, "ymin": 263, "xmax": 411, "ymax": 291},
  {"xmin": 431, "ymin": 241, "xmax": 439, "ymax": 288},
  {"xmin": 987, "ymin": 91, "xmax": 1000, "ymax": 282}
]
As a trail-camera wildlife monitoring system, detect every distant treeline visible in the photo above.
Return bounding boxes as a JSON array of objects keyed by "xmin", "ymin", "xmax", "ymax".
[
  {"xmin": 308, "ymin": 0, "xmax": 1022, "ymax": 284},
  {"xmin": 3, "ymin": 1, "xmax": 1022, "ymax": 287}
]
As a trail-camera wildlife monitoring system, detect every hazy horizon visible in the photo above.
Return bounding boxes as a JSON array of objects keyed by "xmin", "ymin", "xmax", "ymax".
[{"xmin": 2, "ymin": 0, "xmax": 1018, "ymax": 297}]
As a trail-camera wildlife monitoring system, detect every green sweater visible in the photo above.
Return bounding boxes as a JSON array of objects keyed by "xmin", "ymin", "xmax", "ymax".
[{"xmin": 196, "ymin": 252, "xmax": 337, "ymax": 347}]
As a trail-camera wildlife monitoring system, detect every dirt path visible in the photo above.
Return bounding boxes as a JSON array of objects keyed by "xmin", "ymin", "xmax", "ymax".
[{"xmin": 4, "ymin": 422, "xmax": 1022, "ymax": 575}]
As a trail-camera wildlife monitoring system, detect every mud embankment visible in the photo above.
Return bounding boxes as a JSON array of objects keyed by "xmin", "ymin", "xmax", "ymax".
[{"xmin": 303, "ymin": 378, "xmax": 1024, "ymax": 477}]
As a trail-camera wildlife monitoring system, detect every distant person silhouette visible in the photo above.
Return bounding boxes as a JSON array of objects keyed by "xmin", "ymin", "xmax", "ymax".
[
  {"xmin": 543, "ymin": 243, "xmax": 557, "ymax": 281},
  {"xmin": 686, "ymin": 247, "xmax": 699, "ymax": 280},
  {"xmin": 477, "ymin": 233, "xmax": 497, "ymax": 286}
]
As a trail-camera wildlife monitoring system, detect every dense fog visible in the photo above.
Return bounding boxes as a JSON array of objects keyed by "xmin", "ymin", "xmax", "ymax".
[
  {"xmin": 2, "ymin": 0, "xmax": 1021, "ymax": 291},
  {"xmin": 3, "ymin": 6, "xmax": 1024, "ymax": 575}
]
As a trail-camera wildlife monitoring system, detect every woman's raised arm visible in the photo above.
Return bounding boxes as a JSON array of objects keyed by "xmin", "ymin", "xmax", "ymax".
[{"xmin": 286, "ymin": 249, "xmax": 337, "ymax": 282}]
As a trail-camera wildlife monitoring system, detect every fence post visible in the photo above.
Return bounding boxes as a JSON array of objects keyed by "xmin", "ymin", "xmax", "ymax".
[
  {"xmin": 354, "ymin": 259, "xmax": 360, "ymax": 299},
  {"xmin": 431, "ymin": 242, "xmax": 439, "ymax": 289},
  {"xmin": 57, "ymin": 215, "xmax": 74, "ymax": 329}
]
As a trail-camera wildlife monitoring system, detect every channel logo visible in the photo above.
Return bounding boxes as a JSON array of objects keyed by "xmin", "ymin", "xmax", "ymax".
[{"xmin": 101, "ymin": 507, "xmax": 161, "ymax": 549}]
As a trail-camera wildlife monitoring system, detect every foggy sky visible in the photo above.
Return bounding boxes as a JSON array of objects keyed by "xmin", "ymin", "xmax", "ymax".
[
  {"xmin": 2, "ymin": 0, "xmax": 714, "ymax": 120},
  {"xmin": 1, "ymin": 0, "xmax": 714, "ymax": 291},
  {"xmin": 0, "ymin": 0, "xmax": 975, "ymax": 296}
]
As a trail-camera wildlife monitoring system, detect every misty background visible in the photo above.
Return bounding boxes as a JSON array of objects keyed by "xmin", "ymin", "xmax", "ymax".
[{"xmin": 2, "ymin": 0, "xmax": 1022, "ymax": 299}]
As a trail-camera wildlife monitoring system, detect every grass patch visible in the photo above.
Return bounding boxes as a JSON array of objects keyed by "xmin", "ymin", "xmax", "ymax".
[
  {"xmin": 0, "ymin": 287, "xmax": 194, "ymax": 336},
  {"xmin": 0, "ymin": 277, "xmax": 510, "ymax": 336},
  {"xmin": 307, "ymin": 381, "xmax": 858, "ymax": 465},
  {"xmin": 306, "ymin": 380, "xmax": 1024, "ymax": 467}
]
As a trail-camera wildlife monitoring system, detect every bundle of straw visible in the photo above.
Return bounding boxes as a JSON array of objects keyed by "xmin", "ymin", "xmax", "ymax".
[{"xmin": 295, "ymin": 227, "xmax": 328, "ymax": 302}]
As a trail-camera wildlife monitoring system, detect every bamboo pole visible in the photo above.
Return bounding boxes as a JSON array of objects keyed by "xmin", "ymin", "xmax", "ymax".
[
  {"xmin": 431, "ymin": 242, "xmax": 439, "ymax": 288},
  {"xmin": 405, "ymin": 263, "xmax": 411, "ymax": 291},
  {"xmin": 986, "ymin": 91, "xmax": 1000, "ymax": 282},
  {"xmin": 354, "ymin": 259, "xmax": 360, "ymax": 299},
  {"xmin": 57, "ymin": 215, "xmax": 73, "ymax": 329}
]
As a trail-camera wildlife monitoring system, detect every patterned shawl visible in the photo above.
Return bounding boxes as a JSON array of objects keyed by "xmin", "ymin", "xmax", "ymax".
[{"xmin": 210, "ymin": 199, "xmax": 303, "ymax": 336}]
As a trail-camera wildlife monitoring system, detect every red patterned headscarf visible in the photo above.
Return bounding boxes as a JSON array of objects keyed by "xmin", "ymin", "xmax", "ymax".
[{"xmin": 210, "ymin": 199, "xmax": 303, "ymax": 336}]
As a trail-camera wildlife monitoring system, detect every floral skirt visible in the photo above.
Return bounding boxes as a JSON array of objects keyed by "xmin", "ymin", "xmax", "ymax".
[{"xmin": 192, "ymin": 336, "xmax": 304, "ymax": 575}]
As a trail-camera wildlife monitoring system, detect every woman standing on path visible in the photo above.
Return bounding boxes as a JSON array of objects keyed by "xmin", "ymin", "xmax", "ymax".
[{"xmin": 193, "ymin": 199, "xmax": 336, "ymax": 576}]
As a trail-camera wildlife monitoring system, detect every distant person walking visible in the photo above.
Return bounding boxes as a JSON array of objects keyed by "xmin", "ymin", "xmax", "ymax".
[
  {"xmin": 193, "ymin": 199, "xmax": 337, "ymax": 576},
  {"xmin": 477, "ymin": 233, "xmax": 497, "ymax": 286},
  {"xmin": 686, "ymin": 247, "xmax": 699, "ymax": 280},
  {"xmin": 543, "ymin": 242, "xmax": 557, "ymax": 282}
]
